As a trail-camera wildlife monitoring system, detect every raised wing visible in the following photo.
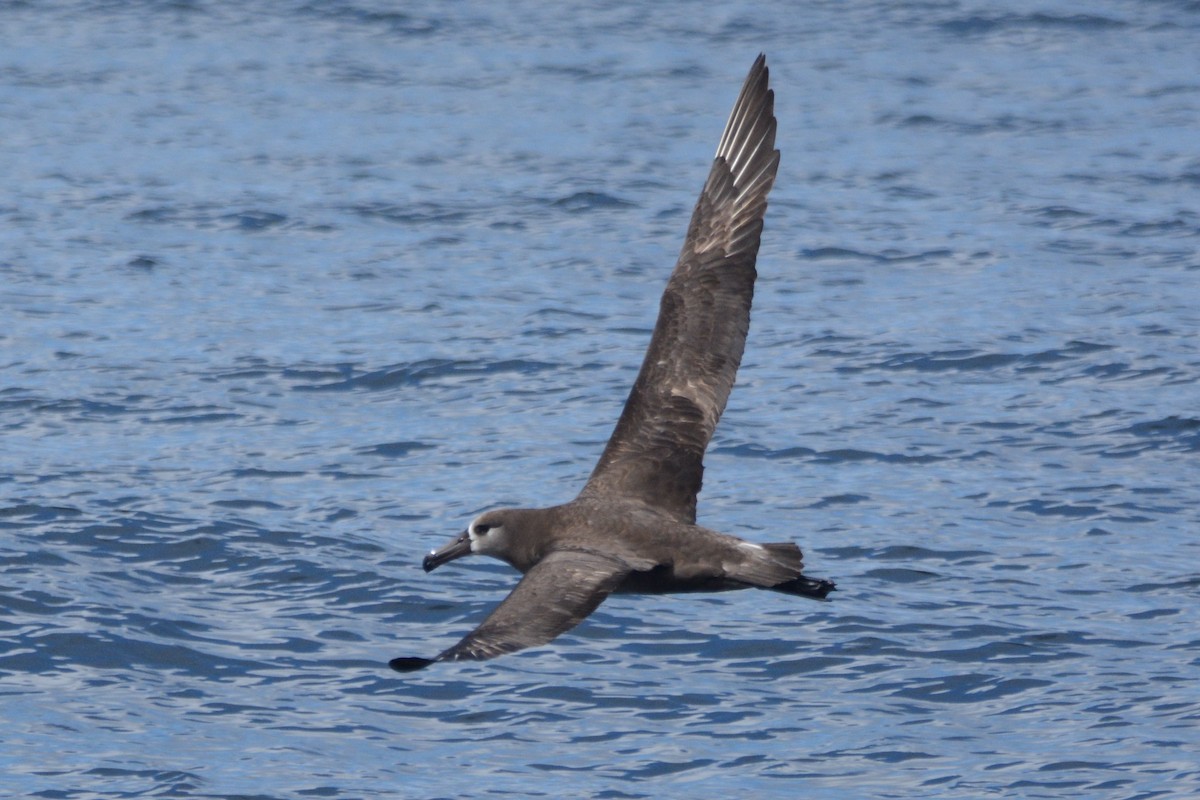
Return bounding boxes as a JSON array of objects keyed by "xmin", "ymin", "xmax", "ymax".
[
  {"xmin": 580, "ymin": 54, "xmax": 780, "ymax": 522},
  {"xmin": 389, "ymin": 549, "xmax": 629, "ymax": 671}
]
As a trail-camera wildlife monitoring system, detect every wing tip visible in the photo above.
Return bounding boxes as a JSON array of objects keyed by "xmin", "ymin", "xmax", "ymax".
[
  {"xmin": 714, "ymin": 54, "xmax": 779, "ymax": 186},
  {"xmin": 388, "ymin": 656, "xmax": 437, "ymax": 672}
]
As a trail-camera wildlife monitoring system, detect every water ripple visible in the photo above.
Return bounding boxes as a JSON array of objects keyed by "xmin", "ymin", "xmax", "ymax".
[{"xmin": 4, "ymin": 1, "xmax": 1200, "ymax": 798}]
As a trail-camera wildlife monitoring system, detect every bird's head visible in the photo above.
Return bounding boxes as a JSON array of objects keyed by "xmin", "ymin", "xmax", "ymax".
[{"xmin": 422, "ymin": 509, "xmax": 519, "ymax": 572}]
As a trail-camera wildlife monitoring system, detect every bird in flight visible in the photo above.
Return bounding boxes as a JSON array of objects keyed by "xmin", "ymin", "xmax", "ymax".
[{"xmin": 391, "ymin": 54, "xmax": 835, "ymax": 672}]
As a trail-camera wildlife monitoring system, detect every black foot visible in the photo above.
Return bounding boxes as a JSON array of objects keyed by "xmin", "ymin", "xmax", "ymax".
[
  {"xmin": 389, "ymin": 656, "xmax": 435, "ymax": 672},
  {"xmin": 773, "ymin": 575, "xmax": 837, "ymax": 600}
]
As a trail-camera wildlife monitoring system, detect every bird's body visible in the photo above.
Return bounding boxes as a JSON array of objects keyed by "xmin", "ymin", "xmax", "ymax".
[
  {"xmin": 390, "ymin": 55, "xmax": 835, "ymax": 672},
  {"xmin": 453, "ymin": 498, "xmax": 814, "ymax": 593}
]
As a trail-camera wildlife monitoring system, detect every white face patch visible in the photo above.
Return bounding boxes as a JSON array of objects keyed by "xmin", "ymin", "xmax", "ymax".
[{"xmin": 467, "ymin": 513, "xmax": 507, "ymax": 556}]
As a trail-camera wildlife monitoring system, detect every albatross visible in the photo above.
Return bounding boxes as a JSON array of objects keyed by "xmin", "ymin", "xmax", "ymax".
[{"xmin": 390, "ymin": 54, "xmax": 834, "ymax": 672}]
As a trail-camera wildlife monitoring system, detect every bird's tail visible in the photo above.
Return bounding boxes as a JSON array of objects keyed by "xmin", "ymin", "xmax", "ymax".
[{"xmin": 757, "ymin": 542, "xmax": 836, "ymax": 600}]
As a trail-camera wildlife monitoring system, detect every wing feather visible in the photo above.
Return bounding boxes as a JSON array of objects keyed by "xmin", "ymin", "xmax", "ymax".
[
  {"xmin": 581, "ymin": 54, "xmax": 780, "ymax": 522},
  {"xmin": 431, "ymin": 549, "xmax": 629, "ymax": 664}
]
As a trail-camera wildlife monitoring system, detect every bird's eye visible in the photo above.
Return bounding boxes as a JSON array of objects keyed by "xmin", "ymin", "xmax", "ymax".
[{"xmin": 475, "ymin": 524, "xmax": 491, "ymax": 535}]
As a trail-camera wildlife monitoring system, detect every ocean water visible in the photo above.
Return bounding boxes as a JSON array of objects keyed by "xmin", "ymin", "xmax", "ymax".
[{"xmin": 3, "ymin": 1, "xmax": 1199, "ymax": 798}]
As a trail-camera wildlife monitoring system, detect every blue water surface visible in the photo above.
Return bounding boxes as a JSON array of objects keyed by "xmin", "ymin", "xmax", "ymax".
[{"xmin": 3, "ymin": 1, "xmax": 1199, "ymax": 798}]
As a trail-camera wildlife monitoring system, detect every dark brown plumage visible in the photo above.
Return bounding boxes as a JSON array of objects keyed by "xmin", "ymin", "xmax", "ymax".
[
  {"xmin": 390, "ymin": 55, "xmax": 834, "ymax": 673},
  {"xmin": 583, "ymin": 56, "xmax": 778, "ymax": 522}
]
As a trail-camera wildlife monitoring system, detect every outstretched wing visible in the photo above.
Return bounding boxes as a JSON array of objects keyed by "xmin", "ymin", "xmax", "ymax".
[
  {"xmin": 389, "ymin": 549, "xmax": 630, "ymax": 671},
  {"xmin": 580, "ymin": 54, "xmax": 780, "ymax": 523}
]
